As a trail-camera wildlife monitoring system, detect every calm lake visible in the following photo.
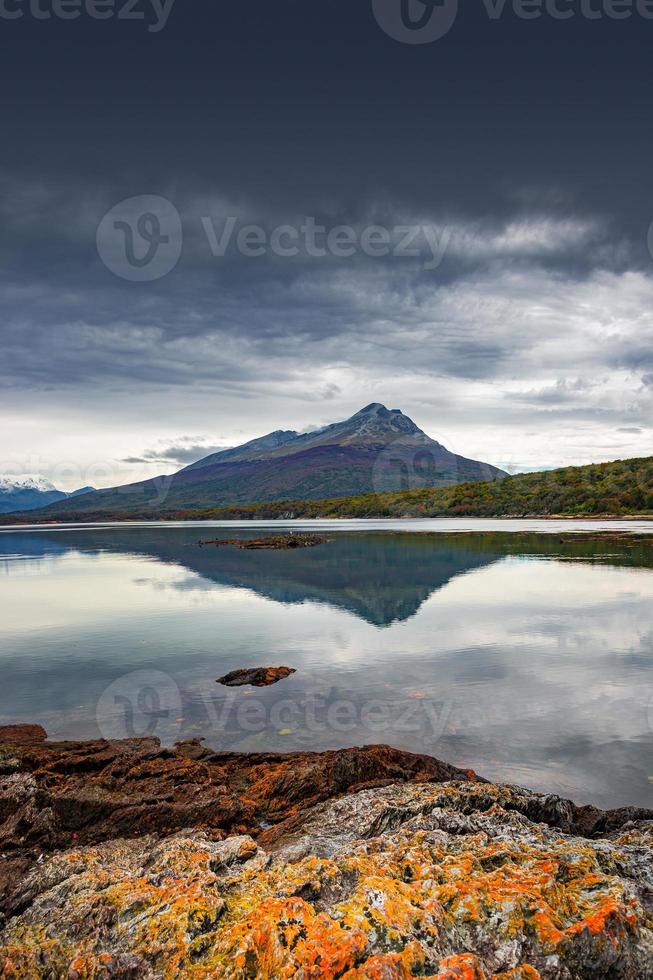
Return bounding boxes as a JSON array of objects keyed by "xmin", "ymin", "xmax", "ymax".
[{"xmin": 1, "ymin": 520, "xmax": 652, "ymax": 809}]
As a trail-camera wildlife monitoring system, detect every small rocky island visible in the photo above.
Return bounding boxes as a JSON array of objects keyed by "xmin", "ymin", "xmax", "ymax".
[
  {"xmin": 0, "ymin": 725, "xmax": 652, "ymax": 978},
  {"xmin": 199, "ymin": 533, "xmax": 329, "ymax": 550}
]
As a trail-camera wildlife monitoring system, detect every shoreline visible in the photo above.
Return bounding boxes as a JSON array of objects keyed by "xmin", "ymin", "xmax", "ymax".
[
  {"xmin": 1, "ymin": 726, "xmax": 652, "ymax": 977},
  {"xmin": 1, "ymin": 515, "xmax": 653, "ymax": 531}
]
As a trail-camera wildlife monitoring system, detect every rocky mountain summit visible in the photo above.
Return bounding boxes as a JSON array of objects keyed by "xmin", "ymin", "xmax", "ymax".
[{"xmin": 0, "ymin": 726, "xmax": 651, "ymax": 977}]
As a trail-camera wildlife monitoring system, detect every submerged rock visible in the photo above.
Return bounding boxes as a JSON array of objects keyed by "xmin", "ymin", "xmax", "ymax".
[
  {"xmin": 2, "ymin": 781, "xmax": 652, "ymax": 978},
  {"xmin": 217, "ymin": 666, "xmax": 297, "ymax": 687}
]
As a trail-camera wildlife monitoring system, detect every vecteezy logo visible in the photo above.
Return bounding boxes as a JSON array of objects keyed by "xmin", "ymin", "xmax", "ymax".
[
  {"xmin": 96, "ymin": 195, "xmax": 182, "ymax": 281},
  {"xmin": 372, "ymin": 0, "xmax": 458, "ymax": 44},
  {"xmin": 96, "ymin": 669, "xmax": 183, "ymax": 741},
  {"xmin": 372, "ymin": 436, "xmax": 457, "ymax": 494}
]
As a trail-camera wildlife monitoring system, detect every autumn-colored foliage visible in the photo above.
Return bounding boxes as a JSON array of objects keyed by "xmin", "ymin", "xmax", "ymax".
[{"xmin": 2, "ymin": 455, "xmax": 652, "ymax": 524}]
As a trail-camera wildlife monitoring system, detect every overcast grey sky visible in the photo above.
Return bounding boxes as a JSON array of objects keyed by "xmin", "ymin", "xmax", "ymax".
[{"xmin": 1, "ymin": 1, "xmax": 652, "ymax": 489}]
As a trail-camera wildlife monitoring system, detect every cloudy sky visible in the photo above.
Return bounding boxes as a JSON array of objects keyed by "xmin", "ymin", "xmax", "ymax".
[{"xmin": 1, "ymin": 0, "xmax": 652, "ymax": 489}]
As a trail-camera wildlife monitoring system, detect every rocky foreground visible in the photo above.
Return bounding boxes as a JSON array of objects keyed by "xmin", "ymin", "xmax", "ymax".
[{"xmin": 0, "ymin": 727, "xmax": 652, "ymax": 978}]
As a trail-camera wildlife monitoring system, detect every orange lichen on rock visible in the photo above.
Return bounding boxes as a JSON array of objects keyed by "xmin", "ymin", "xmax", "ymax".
[
  {"xmin": 341, "ymin": 939, "xmax": 427, "ymax": 978},
  {"xmin": 431, "ymin": 953, "xmax": 488, "ymax": 979},
  {"xmin": 492, "ymin": 968, "xmax": 541, "ymax": 980},
  {"xmin": 216, "ymin": 896, "xmax": 369, "ymax": 978},
  {"xmin": 2, "ymin": 779, "xmax": 652, "ymax": 978},
  {"xmin": 1, "ymin": 733, "xmax": 652, "ymax": 979}
]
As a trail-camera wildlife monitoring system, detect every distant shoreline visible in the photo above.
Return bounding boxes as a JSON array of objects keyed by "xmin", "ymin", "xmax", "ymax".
[{"xmin": 1, "ymin": 514, "xmax": 652, "ymax": 529}]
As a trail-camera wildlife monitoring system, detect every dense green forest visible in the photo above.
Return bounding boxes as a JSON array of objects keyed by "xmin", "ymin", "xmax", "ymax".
[{"xmin": 5, "ymin": 454, "xmax": 650, "ymax": 523}]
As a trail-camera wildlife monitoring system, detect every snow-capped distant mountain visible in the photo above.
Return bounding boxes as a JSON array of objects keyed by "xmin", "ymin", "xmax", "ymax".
[
  {"xmin": 0, "ymin": 475, "xmax": 57, "ymax": 493},
  {"xmin": 0, "ymin": 476, "xmax": 95, "ymax": 514}
]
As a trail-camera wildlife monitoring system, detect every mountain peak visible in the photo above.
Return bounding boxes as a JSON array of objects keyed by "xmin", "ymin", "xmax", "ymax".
[
  {"xmin": 342, "ymin": 403, "xmax": 420, "ymax": 439},
  {"xmin": 357, "ymin": 402, "xmax": 387, "ymax": 415},
  {"xmin": 352, "ymin": 403, "xmax": 411, "ymax": 420},
  {"xmin": 354, "ymin": 402, "xmax": 404, "ymax": 416}
]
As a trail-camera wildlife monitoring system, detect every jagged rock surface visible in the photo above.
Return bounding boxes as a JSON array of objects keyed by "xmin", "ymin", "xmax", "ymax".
[
  {"xmin": 2, "ymin": 781, "xmax": 652, "ymax": 979},
  {"xmin": 0, "ymin": 726, "xmax": 476, "ymax": 916}
]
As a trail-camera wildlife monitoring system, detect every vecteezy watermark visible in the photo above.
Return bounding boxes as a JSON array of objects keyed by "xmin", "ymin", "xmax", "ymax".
[
  {"xmin": 97, "ymin": 195, "xmax": 183, "ymax": 282},
  {"xmin": 485, "ymin": 0, "xmax": 653, "ymax": 21},
  {"xmin": 196, "ymin": 686, "xmax": 455, "ymax": 746},
  {"xmin": 96, "ymin": 669, "xmax": 183, "ymax": 740},
  {"xmin": 94, "ymin": 672, "xmax": 457, "ymax": 747},
  {"xmin": 97, "ymin": 196, "xmax": 452, "ymax": 281},
  {"xmin": 372, "ymin": 0, "xmax": 459, "ymax": 44},
  {"xmin": 373, "ymin": 438, "xmax": 459, "ymax": 495},
  {"xmin": 373, "ymin": 0, "xmax": 653, "ymax": 44},
  {"xmin": 207, "ymin": 691, "xmax": 453, "ymax": 743},
  {"xmin": 371, "ymin": 434, "xmax": 502, "ymax": 495},
  {"xmin": 201, "ymin": 216, "xmax": 451, "ymax": 270},
  {"xmin": 0, "ymin": 0, "xmax": 175, "ymax": 30}
]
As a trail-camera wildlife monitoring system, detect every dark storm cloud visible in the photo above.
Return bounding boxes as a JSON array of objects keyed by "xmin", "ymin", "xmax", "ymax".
[
  {"xmin": 0, "ymin": 171, "xmax": 644, "ymax": 389},
  {"xmin": 122, "ymin": 440, "xmax": 232, "ymax": 467},
  {"xmin": 1, "ymin": 1, "xmax": 653, "ymax": 477}
]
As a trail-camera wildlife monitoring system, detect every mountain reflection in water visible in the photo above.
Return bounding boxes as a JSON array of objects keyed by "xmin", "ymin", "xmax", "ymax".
[
  {"xmin": 0, "ymin": 526, "xmax": 652, "ymax": 810},
  {"xmin": 3, "ymin": 527, "xmax": 651, "ymax": 627}
]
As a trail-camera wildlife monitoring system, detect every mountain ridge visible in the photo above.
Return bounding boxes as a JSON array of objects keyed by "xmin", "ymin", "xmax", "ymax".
[
  {"xmin": 182, "ymin": 429, "xmax": 299, "ymax": 471},
  {"xmin": 185, "ymin": 404, "xmax": 431, "ymax": 471},
  {"xmin": 7, "ymin": 404, "xmax": 506, "ymax": 519}
]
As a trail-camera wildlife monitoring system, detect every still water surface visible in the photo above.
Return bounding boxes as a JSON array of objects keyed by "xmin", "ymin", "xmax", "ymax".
[{"xmin": 1, "ymin": 521, "xmax": 652, "ymax": 809}]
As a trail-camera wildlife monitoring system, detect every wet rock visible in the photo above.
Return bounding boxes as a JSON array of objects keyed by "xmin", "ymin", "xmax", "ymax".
[
  {"xmin": 216, "ymin": 666, "xmax": 296, "ymax": 687},
  {"xmin": 2, "ymin": 782, "xmax": 652, "ymax": 978}
]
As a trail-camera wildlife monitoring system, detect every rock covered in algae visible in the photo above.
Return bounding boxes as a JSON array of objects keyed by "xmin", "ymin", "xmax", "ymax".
[{"xmin": 2, "ymin": 780, "xmax": 652, "ymax": 979}]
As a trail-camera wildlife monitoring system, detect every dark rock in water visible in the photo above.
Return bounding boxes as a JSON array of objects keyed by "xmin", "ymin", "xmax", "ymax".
[
  {"xmin": 199, "ymin": 534, "xmax": 328, "ymax": 550},
  {"xmin": 217, "ymin": 666, "xmax": 296, "ymax": 687}
]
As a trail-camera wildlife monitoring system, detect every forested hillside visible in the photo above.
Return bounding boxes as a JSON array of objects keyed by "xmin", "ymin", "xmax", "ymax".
[{"xmin": 176, "ymin": 455, "xmax": 653, "ymax": 520}]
